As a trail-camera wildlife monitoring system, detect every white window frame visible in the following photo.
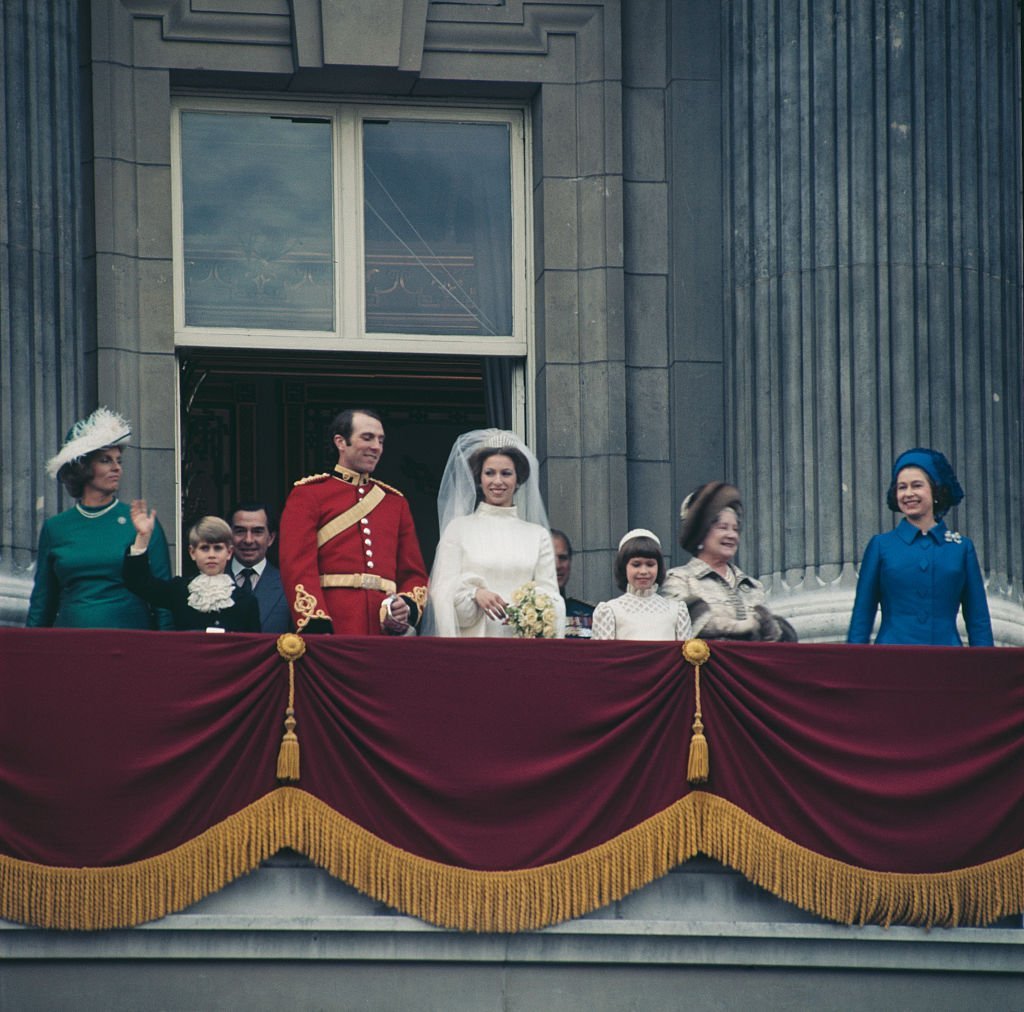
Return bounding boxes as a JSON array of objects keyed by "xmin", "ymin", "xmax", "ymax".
[{"xmin": 170, "ymin": 97, "xmax": 532, "ymax": 359}]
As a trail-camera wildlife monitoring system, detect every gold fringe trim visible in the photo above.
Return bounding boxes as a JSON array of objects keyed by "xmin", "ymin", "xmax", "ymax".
[
  {"xmin": 1, "ymin": 789, "xmax": 1021, "ymax": 932},
  {"xmin": 691, "ymin": 793, "xmax": 1024, "ymax": 929}
]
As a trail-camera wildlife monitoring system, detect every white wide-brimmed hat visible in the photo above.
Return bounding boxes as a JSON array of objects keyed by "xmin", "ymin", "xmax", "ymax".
[{"xmin": 46, "ymin": 407, "xmax": 131, "ymax": 478}]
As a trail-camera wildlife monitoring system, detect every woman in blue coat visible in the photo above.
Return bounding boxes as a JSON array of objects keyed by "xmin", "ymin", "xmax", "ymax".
[{"xmin": 847, "ymin": 448, "xmax": 993, "ymax": 646}]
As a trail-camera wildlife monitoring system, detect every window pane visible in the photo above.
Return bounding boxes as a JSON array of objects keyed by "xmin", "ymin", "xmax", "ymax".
[
  {"xmin": 181, "ymin": 113, "xmax": 334, "ymax": 331},
  {"xmin": 363, "ymin": 121, "xmax": 512, "ymax": 336}
]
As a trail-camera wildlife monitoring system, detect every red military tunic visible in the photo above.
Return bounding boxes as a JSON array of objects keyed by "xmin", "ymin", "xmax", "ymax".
[{"xmin": 279, "ymin": 466, "xmax": 428, "ymax": 635}]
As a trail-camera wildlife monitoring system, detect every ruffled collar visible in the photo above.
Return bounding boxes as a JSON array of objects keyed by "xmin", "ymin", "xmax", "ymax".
[
  {"xmin": 476, "ymin": 502, "xmax": 519, "ymax": 519},
  {"xmin": 626, "ymin": 585, "xmax": 658, "ymax": 598},
  {"xmin": 187, "ymin": 573, "xmax": 236, "ymax": 613}
]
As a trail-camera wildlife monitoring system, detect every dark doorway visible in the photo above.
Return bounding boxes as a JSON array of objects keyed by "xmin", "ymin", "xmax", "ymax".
[{"xmin": 179, "ymin": 350, "xmax": 497, "ymax": 570}]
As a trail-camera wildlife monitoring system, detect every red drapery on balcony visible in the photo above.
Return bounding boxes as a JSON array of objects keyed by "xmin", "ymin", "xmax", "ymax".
[{"xmin": 1, "ymin": 628, "xmax": 1022, "ymax": 931}]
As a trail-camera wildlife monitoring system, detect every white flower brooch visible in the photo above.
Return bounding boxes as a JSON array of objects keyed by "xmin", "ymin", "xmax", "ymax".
[{"xmin": 945, "ymin": 530, "xmax": 962, "ymax": 544}]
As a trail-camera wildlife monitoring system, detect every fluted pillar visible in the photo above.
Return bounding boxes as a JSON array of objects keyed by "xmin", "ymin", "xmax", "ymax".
[
  {"xmin": 723, "ymin": 0, "xmax": 1023, "ymax": 643},
  {"xmin": 0, "ymin": 0, "xmax": 93, "ymax": 623}
]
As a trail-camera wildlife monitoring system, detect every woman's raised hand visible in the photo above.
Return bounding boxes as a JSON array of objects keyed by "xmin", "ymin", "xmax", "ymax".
[
  {"xmin": 474, "ymin": 588, "xmax": 508, "ymax": 622},
  {"xmin": 130, "ymin": 499, "xmax": 156, "ymax": 544}
]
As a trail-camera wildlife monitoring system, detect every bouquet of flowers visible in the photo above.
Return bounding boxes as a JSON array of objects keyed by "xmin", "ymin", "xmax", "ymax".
[{"xmin": 505, "ymin": 582, "xmax": 558, "ymax": 639}]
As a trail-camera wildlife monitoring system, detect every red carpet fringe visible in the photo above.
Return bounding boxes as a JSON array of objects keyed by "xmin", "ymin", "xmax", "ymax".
[{"xmin": 2, "ymin": 788, "xmax": 1021, "ymax": 932}]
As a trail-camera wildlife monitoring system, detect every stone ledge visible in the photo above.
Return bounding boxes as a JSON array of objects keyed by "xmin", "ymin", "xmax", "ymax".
[{"xmin": 3, "ymin": 858, "xmax": 1020, "ymax": 973}]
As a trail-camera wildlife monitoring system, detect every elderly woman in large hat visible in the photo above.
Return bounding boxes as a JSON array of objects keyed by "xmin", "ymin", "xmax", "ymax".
[
  {"xmin": 661, "ymin": 483, "xmax": 796, "ymax": 641},
  {"xmin": 847, "ymin": 448, "xmax": 992, "ymax": 646},
  {"xmin": 26, "ymin": 408, "xmax": 173, "ymax": 629}
]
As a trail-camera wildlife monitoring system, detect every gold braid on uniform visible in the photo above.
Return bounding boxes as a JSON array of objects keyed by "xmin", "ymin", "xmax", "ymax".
[
  {"xmin": 406, "ymin": 586, "xmax": 428, "ymax": 610},
  {"xmin": 370, "ymin": 477, "xmax": 404, "ymax": 496},
  {"xmin": 293, "ymin": 584, "xmax": 331, "ymax": 630}
]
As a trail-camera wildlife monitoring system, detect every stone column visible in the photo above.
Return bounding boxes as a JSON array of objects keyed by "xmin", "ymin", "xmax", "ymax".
[
  {"xmin": 723, "ymin": 0, "xmax": 1024, "ymax": 643},
  {"xmin": 0, "ymin": 0, "xmax": 94, "ymax": 623},
  {"xmin": 527, "ymin": 9, "xmax": 628, "ymax": 605}
]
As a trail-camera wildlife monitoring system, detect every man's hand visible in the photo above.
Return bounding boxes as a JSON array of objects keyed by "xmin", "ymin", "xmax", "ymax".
[{"xmin": 382, "ymin": 594, "xmax": 410, "ymax": 635}]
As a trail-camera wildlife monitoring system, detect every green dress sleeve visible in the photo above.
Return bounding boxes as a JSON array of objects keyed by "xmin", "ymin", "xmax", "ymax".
[
  {"xmin": 26, "ymin": 521, "xmax": 59, "ymax": 627},
  {"xmin": 146, "ymin": 519, "xmax": 176, "ymax": 631}
]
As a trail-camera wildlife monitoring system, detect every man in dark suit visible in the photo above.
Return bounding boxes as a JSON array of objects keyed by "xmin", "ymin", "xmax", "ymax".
[
  {"xmin": 551, "ymin": 529, "xmax": 595, "ymax": 639},
  {"xmin": 228, "ymin": 502, "xmax": 292, "ymax": 634}
]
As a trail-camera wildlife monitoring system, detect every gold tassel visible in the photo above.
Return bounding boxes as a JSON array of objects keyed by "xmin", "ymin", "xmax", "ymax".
[
  {"xmin": 682, "ymin": 639, "xmax": 711, "ymax": 784},
  {"xmin": 277, "ymin": 711, "xmax": 299, "ymax": 781},
  {"xmin": 687, "ymin": 715, "xmax": 708, "ymax": 783},
  {"xmin": 276, "ymin": 634, "xmax": 306, "ymax": 782}
]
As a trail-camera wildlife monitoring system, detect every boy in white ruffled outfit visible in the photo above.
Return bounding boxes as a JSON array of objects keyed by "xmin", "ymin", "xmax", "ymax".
[{"xmin": 123, "ymin": 504, "xmax": 260, "ymax": 633}]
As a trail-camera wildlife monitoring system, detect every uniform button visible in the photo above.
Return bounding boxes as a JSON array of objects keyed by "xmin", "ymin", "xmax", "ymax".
[
  {"xmin": 360, "ymin": 518, "xmax": 368, "ymax": 525},
  {"xmin": 364, "ymin": 539, "xmax": 372, "ymax": 546},
  {"xmin": 363, "ymin": 527, "xmax": 371, "ymax": 535},
  {"xmin": 366, "ymin": 549, "xmax": 373, "ymax": 557},
  {"xmin": 367, "ymin": 561, "xmax": 374, "ymax": 569},
  {"xmin": 919, "ymin": 560, "xmax": 929, "ymax": 570},
  {"xmin": 358, "ymin": 487, "xmax": 365, "ymax": 495}
]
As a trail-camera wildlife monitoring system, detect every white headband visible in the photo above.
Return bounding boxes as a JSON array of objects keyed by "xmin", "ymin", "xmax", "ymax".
[{"xmin": 618, "ymin": 528, "xmax": 661, "ymax": 550}]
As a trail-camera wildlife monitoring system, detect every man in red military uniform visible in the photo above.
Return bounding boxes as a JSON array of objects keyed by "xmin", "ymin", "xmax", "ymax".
[{"xmin": 279, "ymin": 409, "xmax": 428, "ymax": 635}]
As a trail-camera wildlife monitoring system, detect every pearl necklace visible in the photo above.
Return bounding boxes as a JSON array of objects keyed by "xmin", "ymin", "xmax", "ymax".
[{"xmin": 75, "ymin": 497, "xmax": 119, "ymax": 519}]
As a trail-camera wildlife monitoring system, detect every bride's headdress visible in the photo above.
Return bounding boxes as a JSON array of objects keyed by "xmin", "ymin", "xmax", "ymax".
[{"xmin": 436, "ymin": 428, "xmax": 551, "ymax": 534}]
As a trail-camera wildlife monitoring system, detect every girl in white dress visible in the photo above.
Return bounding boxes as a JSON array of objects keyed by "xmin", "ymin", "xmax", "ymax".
[
  {"xmin": 592, "ymin": 530, "xmax": 691, "ymax": 641},
  {"xmin": 423, "ymin": 430, "xmax": 565, "ymax": 638}
]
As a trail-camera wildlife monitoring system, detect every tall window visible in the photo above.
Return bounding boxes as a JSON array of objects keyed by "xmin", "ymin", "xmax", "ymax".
[
  {"xmin": 181, "ymin": 113, "xmax": 334, "ymax": 332},
  {"xmin": 363, "ymin": 120, "xmax": 512, "ymax": 337},
  {"xmin": 173, "ymin": 102, "xmax": 528, "ymax": 356}
]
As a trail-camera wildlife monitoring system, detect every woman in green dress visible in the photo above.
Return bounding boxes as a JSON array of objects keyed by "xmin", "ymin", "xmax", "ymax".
[{"xmin": 26, "ymin": 408, "xmax": 173, "ymax": 629}]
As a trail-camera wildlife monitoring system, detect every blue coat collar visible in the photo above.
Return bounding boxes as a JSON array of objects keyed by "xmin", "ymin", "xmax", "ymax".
[{"xmin": 895, "ymin": 517, "xmax": 948, "ymax": 545}]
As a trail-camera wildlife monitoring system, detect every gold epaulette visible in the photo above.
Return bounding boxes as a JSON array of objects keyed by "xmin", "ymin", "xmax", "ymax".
[
  {"xmin": 293, "ymin": 472, "xmax": 331, "ymax": 486},
  {"xmin": 370, "ymin": 477, "xmax": 405, "ymax": 497}
]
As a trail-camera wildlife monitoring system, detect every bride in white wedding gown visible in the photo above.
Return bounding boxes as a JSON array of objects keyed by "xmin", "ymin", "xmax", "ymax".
[{"xmin": 423, "ymin": 430, "xmax": 565, "ymax": 638}]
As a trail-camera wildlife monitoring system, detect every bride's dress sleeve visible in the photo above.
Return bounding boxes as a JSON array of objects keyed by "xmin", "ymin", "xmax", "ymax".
[{"xmin": 453, "ymin": 578, "xmax": 486, "ymax": 630}]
